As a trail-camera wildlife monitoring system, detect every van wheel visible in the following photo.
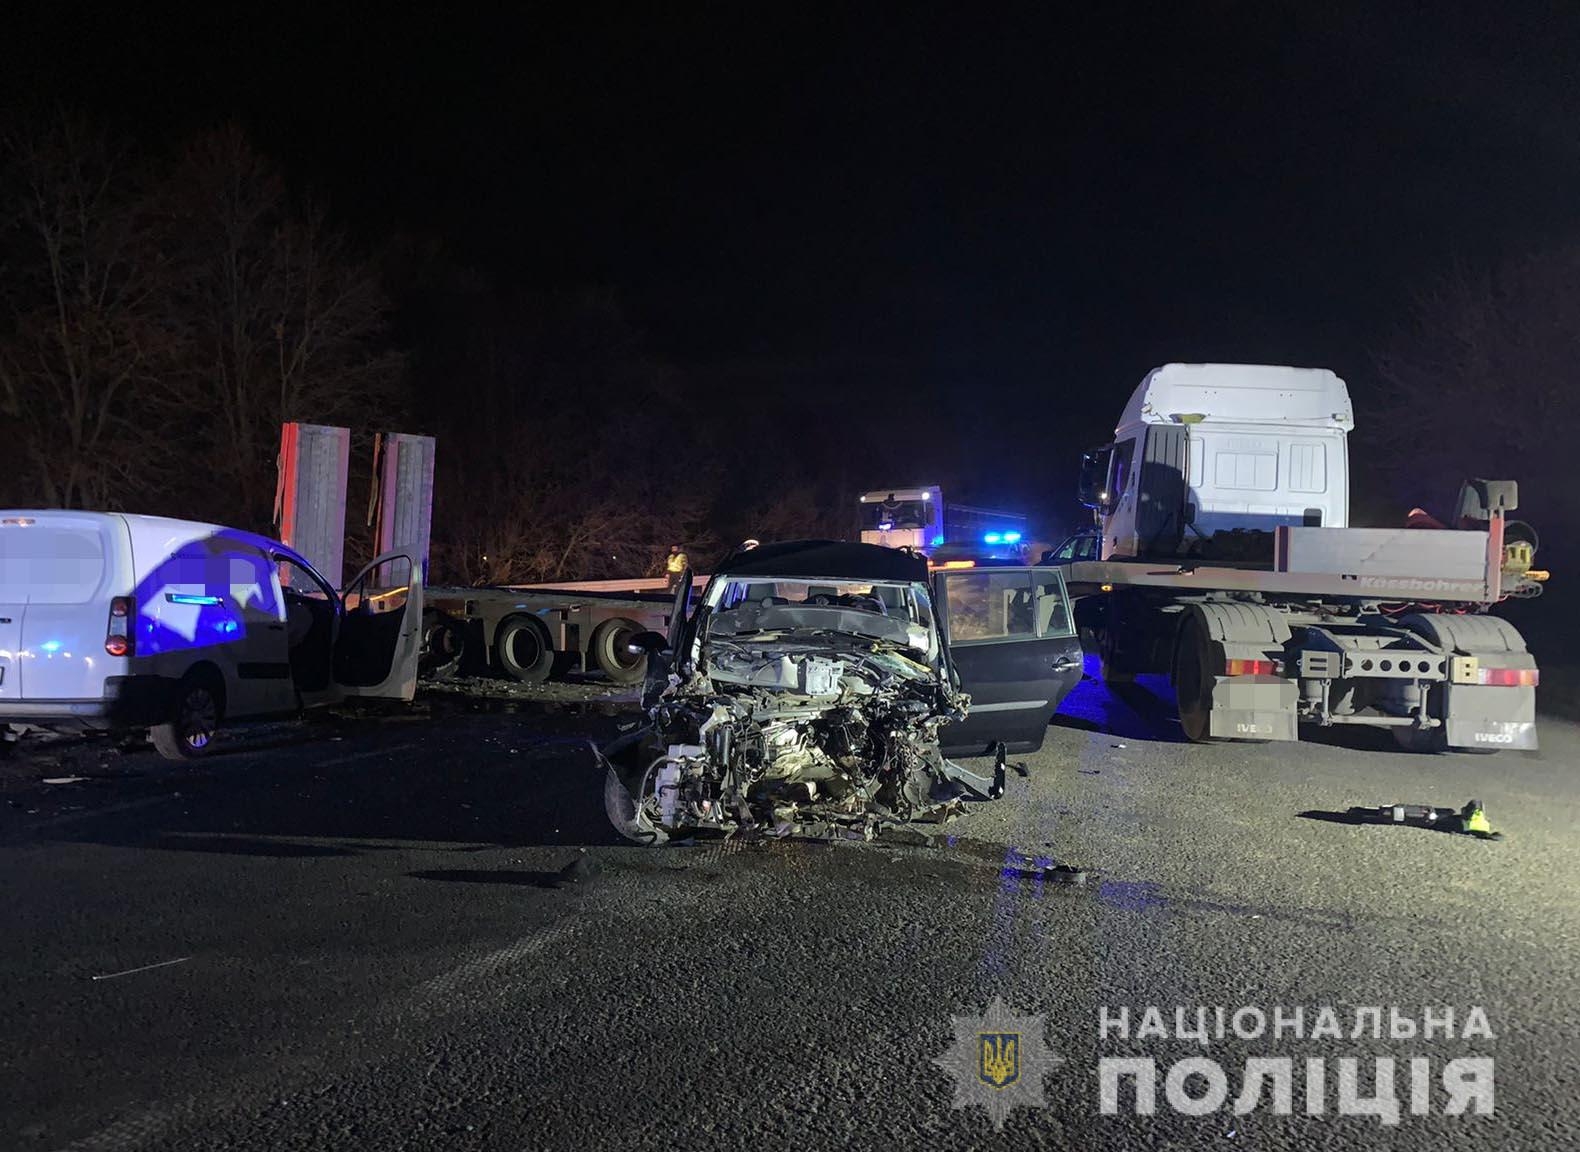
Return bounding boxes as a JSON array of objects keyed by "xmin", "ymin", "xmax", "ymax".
[
  {"xmin": 495, "ymin": 615, "xmax": 555, "ymax": 684},
  {"xmin": 151, "ymin": 674, "xmax": 223, "ymax": 761},
  {"xmin": 590, "ymin": 617, "xmax": 647, "ymax": 684}
]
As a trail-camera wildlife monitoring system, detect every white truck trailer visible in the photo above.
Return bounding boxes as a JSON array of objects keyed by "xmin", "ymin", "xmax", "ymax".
[{"xmin": 1067, "ymin": 363, "xmax": 1544, "ymax": 751}]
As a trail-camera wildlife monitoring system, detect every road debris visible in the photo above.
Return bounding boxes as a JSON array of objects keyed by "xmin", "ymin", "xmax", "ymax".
[
  {"xmin": 91, "ymin": 956, "xmax": 191, "ymax": 981},
  {"xmin": 41, "ymin": 776, "xmax": 88, "ymax": 785},
  {"xmin": 555, "ymin": 853, "xmax": 600, "ymax": 885},
  {"xmin": 1002, "ymin": 861, "xmax": 1089, "ymax": 885},
  {"xmin": 1350, "ymin": 798, "xmax": 1503, "ymax": 840}
]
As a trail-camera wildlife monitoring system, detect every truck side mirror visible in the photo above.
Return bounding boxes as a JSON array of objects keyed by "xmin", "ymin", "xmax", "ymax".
[{"xmin": 1077, "ymin": 447, "xmax": 1113, "ymax": 509}]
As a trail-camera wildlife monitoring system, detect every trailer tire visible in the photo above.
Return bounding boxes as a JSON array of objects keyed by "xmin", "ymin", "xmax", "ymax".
[
  {"xmin": 590, "ymin": 617, "xmax": 648, "ymax": 684},
  {"xmin": 1097, "ymin": 630, "xmax": 1135, "ymax": 684},
  {"xmin": 1173, "ymin": 615, "xmax": 1216, "ymax": 743},
  {"xmin": 420, "ymin": 616, "xmax": 466, "ymax": 682},
  {"xmin": 495, "ymin": 615, "xmax": 555, "ymax": 684},
  {"xmin": 1395, "ymin": 614, "xmax": 1524, "ymax": 754}
]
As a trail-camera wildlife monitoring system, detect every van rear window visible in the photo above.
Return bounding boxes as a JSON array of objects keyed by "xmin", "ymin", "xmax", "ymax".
[{"xmin": 0, "ymin": 526, "xmax": 109, "ymax": 604}]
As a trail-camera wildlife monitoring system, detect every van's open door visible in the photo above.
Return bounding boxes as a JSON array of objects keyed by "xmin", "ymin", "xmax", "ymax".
[
  {"xmin": 933, "ymin": 566, "xmax": 1083, "ymax": 756},
  {"xmin": 334, "ymin": 550, "xmax": 424, "ymax": 701}
]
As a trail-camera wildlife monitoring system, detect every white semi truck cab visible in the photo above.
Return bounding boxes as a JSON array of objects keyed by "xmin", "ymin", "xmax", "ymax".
[
  {"xmin": 1066, "ymin": 363, "xmax": 1544, "ymax": 754},
  {"xmin": 1079, "ymin": 363, "xmax": 1353, "ymax": 561}
]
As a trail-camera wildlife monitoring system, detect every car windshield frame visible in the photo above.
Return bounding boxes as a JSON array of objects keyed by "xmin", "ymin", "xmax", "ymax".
[{"xmin": 695, "ymin": 573, "xmax": 939, "ymax": 663}]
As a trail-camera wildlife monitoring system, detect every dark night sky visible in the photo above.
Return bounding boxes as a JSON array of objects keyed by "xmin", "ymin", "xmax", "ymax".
[{"xmin": 7, "ymin": 1, "xmax": 1580, "ymax": 510}]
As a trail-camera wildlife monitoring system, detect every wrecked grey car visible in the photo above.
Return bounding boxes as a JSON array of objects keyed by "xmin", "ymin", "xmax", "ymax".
[{"xmin": 601, "ymin": 541, "xmax": 1083, "ymax": 843}]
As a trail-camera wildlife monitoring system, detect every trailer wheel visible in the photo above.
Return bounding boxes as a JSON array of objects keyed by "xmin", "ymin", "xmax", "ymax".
[
  {"xmin": 1097, "ymin": 629, "xmax": 1135, "ymax": 685},
  {"xmin": 420, "ymin": 616, "xmax": 466, "ymax": 681},
  {"xmin": 590, "ymin": 617, "xmax": 648, "ymax": 684},
  {"xmin": 1173, "ymin": 616, "xmax": 1216, "ymax": 743},
  {"xmin": 495, "ymin": 615, "xmax": 555, "ymax": 684}
]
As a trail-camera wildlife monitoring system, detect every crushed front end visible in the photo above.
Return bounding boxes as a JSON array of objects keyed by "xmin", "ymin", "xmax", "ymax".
[{"xmin": 600, "ymin": 554, "xmax": 1002, "ymax": 843}]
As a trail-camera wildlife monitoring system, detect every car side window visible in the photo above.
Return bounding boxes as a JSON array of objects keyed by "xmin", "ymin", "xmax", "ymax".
[
  {"xmin": 943, "ymin": 572, "xmax": 1037, "ymax": 644},
  {"xmin": 1033, "ymin": 571, "xmax": 1075, "ymax": 638},
  {"xmin": 275, "ymin": 557, "xmax": 335, "ymax": 602}
]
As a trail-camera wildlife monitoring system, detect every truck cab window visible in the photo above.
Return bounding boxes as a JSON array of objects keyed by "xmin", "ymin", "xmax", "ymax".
[{"xmin": 1108, "ymin": 438, "xmax": 1136, "ymax": 504}]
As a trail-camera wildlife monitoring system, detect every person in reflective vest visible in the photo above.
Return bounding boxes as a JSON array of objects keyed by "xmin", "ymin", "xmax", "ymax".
[{"xmin": 665, "ymin": 544, "xmax": 689, "ymax": 593}]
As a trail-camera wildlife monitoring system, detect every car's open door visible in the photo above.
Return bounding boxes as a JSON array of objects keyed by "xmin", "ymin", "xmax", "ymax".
[
  {"xmin": 333, "ymin": 549, "xmax": 425, "ymax": 701},
  {"xmin": 640, "ymin": 567, "xmax": 694, "ymax": 710},
  {"xmin": 933, "ymin": 566, "xmax": 1083, "ymax": 756},
  {"xmin": 666, "ymin": 566, "xmax": 693, "ymax": 651}
]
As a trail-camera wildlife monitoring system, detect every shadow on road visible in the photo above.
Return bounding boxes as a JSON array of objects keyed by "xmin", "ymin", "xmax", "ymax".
[
  {"xmin": 1297, "ymin": 808, "xmax": 1481, "ymax": 839},
  {"xmin": 149, "ymin": 834, "xmax": 356, "ymax": 858},
  {"xmin": 408, "ymin": 868, "xmax": 571, "ymax": 888},
  {"xmin": 35, "ymin": 712, "xmax": 635, "ymax": 856},
  {"xmin": 1052, "ymin": 674, "xmax": 1187, "ymax": 744},
  {"xmin": 1297, "ymin": 808, "xmax": 1374, "ymax": 827}
]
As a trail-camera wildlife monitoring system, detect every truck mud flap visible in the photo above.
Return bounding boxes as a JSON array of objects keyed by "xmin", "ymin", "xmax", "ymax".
[
  {"xmin": 1443, "ymin": 685, "xmax": 1538, "ymax": 751},
  {"xmin": 1207, "ymin": 675, "xmax": 1298, "ymax": 741}
]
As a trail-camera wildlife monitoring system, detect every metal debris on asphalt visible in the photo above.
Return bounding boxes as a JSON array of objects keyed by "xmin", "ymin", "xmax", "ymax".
[{"xmin": 91, "ymin": 957, "xmax": 191, "ymax": 981}]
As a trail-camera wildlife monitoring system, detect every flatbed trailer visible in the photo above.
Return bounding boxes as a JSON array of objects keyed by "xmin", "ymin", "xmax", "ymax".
[
  {"xmin": 1065, "ymin": 518, "xmax": 1541, "ymax": 751},
  {"xmin": 421, "ymin": 584, "xmax": 682, "ymax": 685}
]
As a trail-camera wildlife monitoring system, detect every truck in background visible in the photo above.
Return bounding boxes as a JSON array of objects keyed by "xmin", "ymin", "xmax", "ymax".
[
  {"xmin": 858, "ymin": 486, "xmax": 1029, "ymax": 560},
  {"xmin": 1066, "ymin": 363, "xmax": 1545, "ymax": 752}
]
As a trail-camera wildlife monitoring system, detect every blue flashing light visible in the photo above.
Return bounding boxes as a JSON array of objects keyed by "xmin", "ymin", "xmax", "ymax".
[
  {"xmin": 930, "ymin": 534, "xmax": 945, "ymax": 547},
  {"xmin": 983, "ymin": 532, "xmax": 1002, "ymax": 544},
  {"xmin": 39, "ymin": 640, "xmax": 62, "ymax": 653},
  {"xmin": 167, "ymin": 593, "xmax": 223, "ymax": 606},
  {"xmin": 1003, "ymin": 531, "xmax": 1022, "ymax": 543}
]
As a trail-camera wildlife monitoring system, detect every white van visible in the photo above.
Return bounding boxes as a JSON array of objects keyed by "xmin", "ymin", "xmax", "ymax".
[{"xmin": 0, "ymin": 511, "xmax": 424, "ymax": 760}]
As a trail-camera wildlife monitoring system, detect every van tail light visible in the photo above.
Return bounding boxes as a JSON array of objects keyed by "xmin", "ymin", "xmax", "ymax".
[
  {"xmin": 106, "ymin": 597, "xmax": 134, "ymax": 657},
  {"xmin": 1224, "ymin": 658, "xmax": 1276, "ymax": 677},
  {"xmin": 1477, "ymin": 666, "xmax": 1538, "ymax": 688}
]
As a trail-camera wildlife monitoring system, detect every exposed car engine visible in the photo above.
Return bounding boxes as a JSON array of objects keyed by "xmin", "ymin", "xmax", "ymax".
[{"xmin": 601, "ymin": 558, "xmax": 1005, "ymax": 843}]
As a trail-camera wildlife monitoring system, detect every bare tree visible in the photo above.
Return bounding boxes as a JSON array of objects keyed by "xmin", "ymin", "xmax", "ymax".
[
  {"xmin": 1370, "ymin": 244, "xmax": 1580, "ymax": 529},
  {"xmin": 0, "ymin": 111, "xmax": 173, "ymax": 509},
  {"xmin": 158, "ymin": 124, "xmax": 404, "ymax": 529}
]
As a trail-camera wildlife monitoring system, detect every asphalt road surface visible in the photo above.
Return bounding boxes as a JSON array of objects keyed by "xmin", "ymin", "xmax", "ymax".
[{"xmin": 3, "ymin": 671, "xmax": 1577, "ymax": 1150}]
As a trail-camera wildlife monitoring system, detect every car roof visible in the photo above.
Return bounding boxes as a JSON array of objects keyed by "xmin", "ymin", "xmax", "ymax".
[{"xmin": 712, "ymin": 540, "xmax": 929, "ymax": 582}]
